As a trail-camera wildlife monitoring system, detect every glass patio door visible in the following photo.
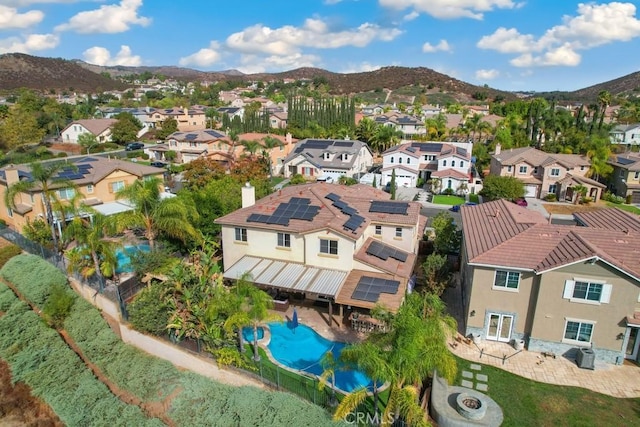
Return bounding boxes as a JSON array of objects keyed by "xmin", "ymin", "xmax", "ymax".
[
  {"xmin": 487, "ymin": 313, "xmax": 514, "ymax": 342},
  {"xmin": 625, "ymin": 327, "xmax": 639, "ymax": 361}
]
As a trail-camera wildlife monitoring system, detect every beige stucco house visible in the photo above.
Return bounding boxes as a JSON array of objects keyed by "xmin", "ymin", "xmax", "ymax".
[
  {"xmin": 215, "ymin": 183, "xmax": 425, "ymax": 318},
  {"xmin": 233, "ymin": 132, "xmax": 296, "ymax": 176},
  {"xmin": 460, "ymin": 200, "xmax": 640, "ymax": 365},
  {"xmin": 490, "ymin": 145, "xmax": 605, "ymax": 202},
  {"xmin": 151, "ymin": 107, "xmax": 207, "ymax": 132},
  {"xmin": 60, "ymin": 119, "xmax": 118, "ymax": 144},
  {"xmin": 0, "ymin": 157, "xmax": 166, "ymax": 234},
  {"xmin": 607, "ymin": 152, "xmax": 640, "ymax": 203},
  {"xmin": 152, "ymin": 129, "xmax": 232, "ymax": 166}
]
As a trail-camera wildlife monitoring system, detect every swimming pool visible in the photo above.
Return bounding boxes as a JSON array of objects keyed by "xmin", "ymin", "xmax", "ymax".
[
  {"xmin": 242, "ymin": 326, "xmax": 265, "ymax": 342},
  {"xmin": 267, "ymin": 322, "xmax": 380, "ymax": 393},
  {"xmin": 115, "ymin": 244, "xmax": 151, "ymax": 274}
]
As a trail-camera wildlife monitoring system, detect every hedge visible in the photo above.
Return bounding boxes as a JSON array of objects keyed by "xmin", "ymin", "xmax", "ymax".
[
  {"xmin": 0, "ymin": 283, "xmax": 162, "ymax": 427},
  {"xmin": 0, "ymin": 254, "xmax": 68, "ymax": 306},
  {"xmin": 0, "ymin": 244, "xmax": 22, "ymax": 268}
]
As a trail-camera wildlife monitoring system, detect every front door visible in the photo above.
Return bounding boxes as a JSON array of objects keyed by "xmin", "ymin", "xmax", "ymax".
[
  {"xmin": 625, "ymin": 327, "xmax": 640, "ymax": 361},
  {"xmin": 487, "ymin": 313, "xmax": 514, "ymax": 342}
]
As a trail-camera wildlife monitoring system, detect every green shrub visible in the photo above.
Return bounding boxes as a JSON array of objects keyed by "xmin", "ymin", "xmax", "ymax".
[
  {"xmin": 128, "ymin": 281, "xmax": 171, "ymax": 335},
  {"xmin": 544, "ymin": 194, "xmax": 557, "ymax": 202},
  {"xmin": 126, "ymin": 150, "xmax": 143, "ymax": 158},
  {"xmin": 56, "ymin": 152, "xmax": 68, "ymax": 158},
  {"xmin": 0, "ymin": 244, "xmax": 21, "ymax": 268},
  {"xmin": 417, "ymin": 177, "xmax": 425, "ymax": 188},
  {"xmin": 0, "ymin": 284, "xmax": 18, "ymax": 311},
  {"xmin": 0, "ymin": 254, "xmax": 68, "ymax": 306},
  {"xmin": 42, "ymin": 283, "xmax": 76, "ymax": 328},
  {"xmin": 141, "ymin": 153, "xmax": 150, "ymax": 160},
  {"xmin": 626, "ymin": 195, "xmax": 633, "ymax": 204},
  {"xmin": 442, "ymin": 188, "xmax": 454, "ymax": 195}
]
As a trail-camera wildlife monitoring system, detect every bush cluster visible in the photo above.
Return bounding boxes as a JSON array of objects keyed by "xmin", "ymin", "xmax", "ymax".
[
  {"xmin": 602, "ymin": 191, "xmax": 626, "ymax": 204},
  {"xmin": 0, "ymin": 244, "xmax": 22, "ymax": 268}
]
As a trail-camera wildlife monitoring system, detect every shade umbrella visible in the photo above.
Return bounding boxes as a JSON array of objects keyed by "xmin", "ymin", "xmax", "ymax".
[{"xmin": 292, "ymin": 308, "xmax": 299, "ymax": 334}]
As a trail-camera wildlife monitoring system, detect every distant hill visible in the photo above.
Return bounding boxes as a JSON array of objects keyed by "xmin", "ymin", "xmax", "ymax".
[
  {"xmin": 0, "ymin": 53, "xmax": 127, "ymax": 92},
  {"xmin": 569, "ymin": 70, "xmax": 640, "ymax": 100}
]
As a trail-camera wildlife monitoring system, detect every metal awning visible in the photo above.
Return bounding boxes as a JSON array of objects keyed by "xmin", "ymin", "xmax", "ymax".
[{"xmin": 223, "ymin": 255, "xmax": 348, "ymax": 298}]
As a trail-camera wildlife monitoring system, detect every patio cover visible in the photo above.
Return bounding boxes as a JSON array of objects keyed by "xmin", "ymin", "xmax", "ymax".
[{"xmin": 223, "ymin": 255, "xmax": 348, "ymax": 298}]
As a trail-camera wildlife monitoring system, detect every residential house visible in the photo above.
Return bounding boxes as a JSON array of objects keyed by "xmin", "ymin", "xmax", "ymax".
[
  {"xmin": 381, "ymin": 141, "xmax": 473, "ymax": 192},
  {"xmin": 60, "ymin": 119, "xmax": 118, "ymax": 144},
  {"xmin": 460, "ymin": 200, "xmax": 640, "ymax": 365},
  {"xmin": 607, "ymin": 153, "xmax": 640, "ymax": 203},
  {"xmin": 268, "ymin": 111, "xmax": 288, "ymax": 129},
  {"xmin": 374, "ymin": 113, "xmax": 426, "ymax": 139},
  {"xmin": 99, "ymin": 107, "xmax": 158, "ymax": 138},
  {"xmin": 217, "ymin": 107, "xmax": 244, "ymax": 121},
  {"xmin": 282, "ymin": 139, "xmax": 373, "ymax": 182},
  {"xmin": 361, "ymin": 105, "xmax": 385, "ymax": 115},
  {"xmin": 234, "ymin": 133, "xmax": 296, "ymax": 176},
  {"xmin": 610, "ymin": 124, "xmax": 640, "ymax": 147},
  {"xmin": 152, "ymin": 129, "xmax": 232, "ymax": 165},
  {"xmin": 215, "ymin": 183, "xmax": 425, "ymax": 317},
  {"xmin": 151, "ymin": 107, "xmax": 207, "ymax": 132},
  {"xmin": 489, "ymin": 145, "xmax": 604, "ymax": 201},
  {"xmin": 0, "ymin": 156, "xmax": 166, "ymax": 234}
]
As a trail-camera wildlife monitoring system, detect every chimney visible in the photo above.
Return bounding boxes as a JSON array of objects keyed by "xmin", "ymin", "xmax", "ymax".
[
  {"xmin": 241, "ymin": 182, "xmax": 255, "ymax": 208},
  {"xmin": 495, "ymin": 143, "xmax": 501, "ymax": 155},
  {"xmin": 4, "ymin": 166, "xmax": 19, "ymax": 186}
]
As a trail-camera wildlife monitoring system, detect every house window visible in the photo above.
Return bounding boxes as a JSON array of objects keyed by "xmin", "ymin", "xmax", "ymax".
[
  {"xmin": 399, "ymin": 157, "xmax": 403, "ymax": 164},
  {"xmin": 277, "ymin": 232, "xmax": 291, "ymax": 248},
  {"xmin": 234, "ymin": 227, "xmax": 247, "ymax": 242},
  {"xmin": 533, "ymin": 167, "xmax": 538, "ymax": 174},
  {"xmin": 395, "ymin": 227, "xmax": 402, "ymax": 238},
  {"xmin": 390, "ymin": 157, "xmax": 394, "ymax": 163},
  {"xmin": 563, "ymin": 320, "xmax": 594, "ymax": 344},
  {"xmin": 460, "ymin": 161, "xmax": 464, "ymax": 168},
  {"xmin": 550, "ymin": 168, "xmax": 560, "ymax": 177},
  {"xmin": 581, "ymin": 166, "xmax": 586, "ymax": 171},
  {"xmin": 519, "ymin": 165, "xmax": 527, "ymax": 174},
  {"xmin": 563, "ymin": 280, "xmax": 611, "ymax": 304},
  {"xmin": 320, "ymin": 239, "xmax": 338, "ymax": 255},
  {"xmin": 493, "ymin": 270, "xmax": 520, "ymax": 290},
  {"xmin": 548, "ymin": 184, "xmax": 557, "ymax": 193},
  {"xmin": 406, "ymin": 158, "xmax": 410, "ymax": 164},
  {"xmin": 375, "ymin": 225, "xmax": 382, "ymax": 235},
  {"xmin": 86, "ymin": 184, "xmax": 94, "ymax": 194},
  {"xmin": 635, "ymin": 171, "xmax": 640, "ymax": 180},
  {"xmin": 57, "ymin": 188, "xmax": 75, "ymax": 200},
  {"xmin": 443, "ymin": 160, "xmax": 447, "ymax": 167},
  {"xmin": 451, "ymin": 160, "xmax": 456, "ymax": 167}
]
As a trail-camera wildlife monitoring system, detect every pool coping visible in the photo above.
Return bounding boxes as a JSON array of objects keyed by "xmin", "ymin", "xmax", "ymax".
[{"xmin": 258, "ymin": 322, "xmax": 390, "ymax": 396}]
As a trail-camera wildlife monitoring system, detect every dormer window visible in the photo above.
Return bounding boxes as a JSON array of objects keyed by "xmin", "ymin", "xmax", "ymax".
[
  {"xmin": 451, "ymin": 160, "xmax": 456, "ymax": 167},
  {"xmin": 390, "ymin": 157, "xmax": 394, "ymax": 163},
  {"xmin": 323, "ymin": 152, "xmax": 331, "ymax": 160},
  {"xmin": 443, "ymin": 160, "xmax": 447, "ymax": 167}
]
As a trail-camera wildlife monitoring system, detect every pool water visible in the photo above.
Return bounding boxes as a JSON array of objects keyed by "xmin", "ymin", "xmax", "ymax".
[
  {"xmin": 242, "ymin": 326, "xmax": 265, "ymax": 342},
  {"xmin": 267, "ymin": 322, "xmax": 380, "ymax": 393},
  {"xmin": 115, "ymin": 245, "xmax": 151, "ymax": 273}
]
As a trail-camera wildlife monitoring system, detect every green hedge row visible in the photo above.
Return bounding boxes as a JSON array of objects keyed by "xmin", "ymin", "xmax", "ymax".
[
  {"xmin": 0, "ymin": 254, "xmax": 67, "ymax": 306},
  {"xmin": 0, "ymin": 283, "xmax": 162, "ymax": 427},
  {"xmin": 0, "ymin": 244, "xmax": 22, "ymax": 269}
]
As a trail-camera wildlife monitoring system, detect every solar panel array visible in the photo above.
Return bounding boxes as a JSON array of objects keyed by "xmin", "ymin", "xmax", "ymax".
[
  {"xmin": 334, "ymin": 141, "xmax": 354, "ymax": 147},
  {"xmin": 351, "ymin": 276, "xmax": 400, "ymax": 302},
  {"xmin": 366, "ymin": 240, "xmax": 408, "ymax": 262},
  {"xmin": 617, "ymin": 156, "xmax": 635, "ymax": 165},
  {"xmin": 406, "ymin": 146, "xmax": 417, "ymax": 153},
  {"xmin": 304, "ymin": 140, "xmax": 331, "ymax": 149},
  {"xmin": 411, "ymin": 142, "xmax": 442, "ymax": 153},
  {"xmin": 456, "ymin": 146, "xmax": 468, "ymax": 157},
  {"xmin": 247, "ymin": 198, "xmax": 320, "ymax": 226},
  {"xmin": 324, "ymin": 193, "xmax": 365, "ymax": 232},
  {"xmin": 185, "ymin": 133, "xmax": 198, "ymax": 140},
  {"xmin": 56, "ymin": 164, "xmax": 93, "ymax": 180},
  {"xmin": 369, "ymin": 201, "xmax": 409, "ymax": 215}
]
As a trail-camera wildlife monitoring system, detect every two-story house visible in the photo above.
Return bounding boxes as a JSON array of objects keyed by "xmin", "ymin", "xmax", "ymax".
[
  {"xmin": 152, "ymin": 129, "xmax": 231, "ymax": 165},
  {"xmin": 282, "ymin": 139, "xmax": 373, "ymax": 182},
  {"xmin": 374, "ymin": 113, "xmax": 426, "ymax": 139},
  {"xmin": 610, "ymin": 123, "xmax": 640, "ymax": 147},
  {"xmin": 60, "ymin": 119, "xmax": 118, "ymax": 144},
  {"xmin": 381, "ymin": 141, "xmax": 473, "ymax": 192},
  {"xmin": 490, "ymin": 145, "xmax": 604, "ymax": 201},
  {"xmin": 99, "ymin": 107, "xmax": 158, "ymax": 138},
  {"xmin": 151, "ymin": 107, "xmax": 207, "ymax": 132},
  {"xmin": 214, "ymin": 183, "xmax": 425, "ymax": 318},
  {"xmin": 607, "ymin": 153, "xmax": 640, "ymax": 203},
  {"xmin": 233, "ymin": 132, "xmax": 296, "ymax": 176},
  {"xmin": 0, "ymin": 157, "xmax": 166, "ymax": 235},
  {"xmin": 460, "ymin": 200, "xmax": 640, "ymax": 365}
]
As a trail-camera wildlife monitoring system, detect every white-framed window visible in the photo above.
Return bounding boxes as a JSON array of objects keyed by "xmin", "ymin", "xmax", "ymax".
[
  {"xmin": 86, "ymin": 184, "xmax": 94, "ymax": 194},
  {"xmin": 399, "ymin": 157, "xmax": 403, "ymax": 164},
  {"xmin": 451, "ymin": 160, "xmax": 456, "ymax": 167},
  {"xmin": 375, "ymin": 225, "xmax": 382, "ymax": 235},
  {"xmin": 320, "ymin": 239, "xmax": 338, "ymax": 255},
  {"xmin": 493, "ymin": 270, "xmax": 520, "ymax": 290},
  {"xmin": 548, "ymin": 184, "xmax": 557, "ymax": 193},
  {"xmin": 30, "ymin": 194, "xmax": 35, "ymax": 203},
  {"xmin": 443, "ymin": 160, "xmax": 447, "ymax": 166},
  {"xmin": 507, "ymin": 166, "xmax": 512, "ymax": 172},
  {"xmin": 395, "ymin": 227, "xmax": 402, "ymax": 238},
  {"xmin": 550, "ymin": 168, "xmax": 560, "ymax": 177},
  {"xmin": 110, "ymin": 181, "xmax": 125, "ymax": 193},
  {"xmin": 57, "ymin": 188, "xmax": 75, "ymax": 200},
  {"xmin": 635, "ymin": 171, "xmax": 640, "ymax": 180},
  {"xmin": 234, "ymin": 227, "xmax": 247, "ymax": 242},
  {"xmin": 460, "ymin": 161, "xmax": 464, "ymax": 168},
  {"xmin": 390, "ymin": 157, "xmax": 394, "ymax": 163},
  {"xmin": 519, "ymin": 165, "xmax": 527, "ymax": 174},
  {"xmin": 533, "ymin": 167, "xmax": 539, "ymax": 174},
  {"xmin": 563, "ymin": 279, "xmax": 611, "ymax": 304},
  {"xmin": 277, "ymin": 232, "xmax": 290, "ymax": 248},
  {"xmin": 563, "ymin": 320, "xmax": 594, "ymax": 344}
]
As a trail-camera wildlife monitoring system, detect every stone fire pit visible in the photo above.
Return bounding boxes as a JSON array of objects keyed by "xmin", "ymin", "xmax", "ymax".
[{"xmin": 456, "ymin": 392, "xmax": 487, "ymax": 420}]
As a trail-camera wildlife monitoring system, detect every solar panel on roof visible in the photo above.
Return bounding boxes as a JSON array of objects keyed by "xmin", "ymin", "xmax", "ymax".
[
  {"xmin": 351, "ymin": 276, "xmax": 400, "ymax": 302},
  {"xmin": 185, "ymin": 134, "xmax": 197, "ymax": 140},
  {"xmin": 342, "ymin": 206, "xmax": 358, "ymax": 216},
  {"xmin": 333, "ymin": 200, "xmax": 348, "ymax": 210},
  {"xmin": 344, "ymin": 215, "xmax": 365, "ymax": 232},
  {"xmin": 326, "ymin": 193, "xmax": 340, "ymax": 202},
  {"xmin": 289, "ymin": 197, "xmax": 310, "ymax": 205},
  {"xmin": 406, "ymin": 147, "xmax": 416, "ymax": 153},
  {"xmin": 367, "ymin": 240, "xmax": 408, "ymax": 262},
  {"xmin": 617, "ymin": 157, "xmax": 635, "ymax": 165},
  {"xmin": 411, "ymin": 142, "xmax": 442, "ymax": 152},
  {"xmin": 334, "ymin": 141, "xmax": 354, "ymax": 147},
  {"xmin": 369, "ymin": 201, "xmax": 409, "ymax": 215}
]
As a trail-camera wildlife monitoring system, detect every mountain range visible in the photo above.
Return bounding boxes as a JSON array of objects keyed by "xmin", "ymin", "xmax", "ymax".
[{"xmin": 0, "ymin": 53, "xmax": 638, "ymax": 103}]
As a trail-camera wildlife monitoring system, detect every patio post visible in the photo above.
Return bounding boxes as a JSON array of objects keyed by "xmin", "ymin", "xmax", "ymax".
[{"xmin": 328, "ymin": 300, "xmax": 333, "ymax": 328}]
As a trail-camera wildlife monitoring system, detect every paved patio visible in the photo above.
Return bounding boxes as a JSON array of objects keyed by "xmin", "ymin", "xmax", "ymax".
[{"xmin": 273, "ymin": 291, "xmax": 640, "ymax": 399}]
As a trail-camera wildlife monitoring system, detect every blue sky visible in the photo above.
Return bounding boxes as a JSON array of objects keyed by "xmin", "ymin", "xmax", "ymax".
[{"xmin": 2, "ymin": 0, "xmax": 640, "ymax": 92}]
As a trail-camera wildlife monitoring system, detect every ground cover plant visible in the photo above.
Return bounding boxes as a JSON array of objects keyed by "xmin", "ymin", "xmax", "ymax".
[{"xmin": 432, "ymin": 195, "xmax": 465, "ymax": 205}]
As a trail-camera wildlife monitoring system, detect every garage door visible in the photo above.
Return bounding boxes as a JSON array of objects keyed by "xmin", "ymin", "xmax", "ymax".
[
  {"xmin": 397, "ymin": 175, "xmax": 413, "ymax": 187},
  {"xmin": 524, "ymin": 185, "xmax": 538, "ymax": 198},
  {"xmin": 631, "ymin": 191, "xmax": 640, "ymax": 204}
]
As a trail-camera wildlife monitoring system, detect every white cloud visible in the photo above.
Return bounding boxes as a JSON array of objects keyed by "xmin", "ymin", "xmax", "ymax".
[
  {"xmin": 475, "ymin": 68, "xmax": 499, "ymax": 80},
  {"xmin": 422, "ymin": 39, "xmax": 451, "ymax": 53},
  {"xmin": 0, "ymin": 33, "xmax": 59, "ymax": 54},
  {"xmin": 379, "ymin": 0, "xmax": 517, "ymax": 20},
  {"xmin": 179, "ymin": 42, "xmax": 222, "ymax": 67},
  {"xmin": 236, "ymin": 52, "xmax": 321, "ymax": 74},
  {"xmin": 340, "ymin": 62, "xmax": 383, "ymax": 73},
  {"xmin": 479, "ymin": 2, "xmax": 640, "ymax": 67},
  {"xmin": 0, "ymin": 6, "xmax": 44, "ymax": 29},
  {"xmin": 403, "ymin": 11, "xmax": 419, "ymax": 21},
  {"xmin": 83, "ymin": 45, "xmax": 142, "ymax": 66},
  {"xmin": 55, "ymin": 0, "xmax": 151, "ymax": 34}
]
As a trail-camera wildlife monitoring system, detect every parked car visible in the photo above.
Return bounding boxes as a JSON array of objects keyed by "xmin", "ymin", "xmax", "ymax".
[
  {"xmin": 125, "ymin": 142, "xmax": 144, "ymax": 151},
  {"xmin": 514, "ymin": 198, "xmax": 528, "ymax": 207},
  {"xmin": 150, "ymin": 161, "xmax": 167, "ymax": 168},
  {"xmin": 449, "ymin": 202, "xmax": 478, "ymax": 212}
]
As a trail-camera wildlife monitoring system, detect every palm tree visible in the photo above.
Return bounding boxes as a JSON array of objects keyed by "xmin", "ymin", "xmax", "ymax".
[
  {"xmin": 64, "ymin": 211, "xmax": 119, "ymax": 291},
  {"xmin": 4, "ymin": 161, "xmax": 76, "ymax": 250},
  {"xmin": 261, "ymin": 135, "xmax": 283, "ymax": 179},
  {"xmin": 571, "ymin": 184, "xmax": 588, "ymax": 205},
  {"xmin": 355, "ymin": 117, "xmax": 377, "ymax": 144},
  {"xmin": 429, "ymin": 177, "xmax": 442, "ymax": 194},
  {"xmin": 240, "ymin": 139, "xmax": 262, "ymax": 157},
  {"xmin": 371, "ymin": 125, "xmax": 403, "ymax": 154},
  {"xmin": 115, "ymin": 177, "xmax": 199, "ymax": 250},
  {"xmin": 597, "ymin": 90, "xmax": 611, "ymax": 130},
  {"xmin": 318, "ymin": 351, "xmax": 341, "ymax": 406}
]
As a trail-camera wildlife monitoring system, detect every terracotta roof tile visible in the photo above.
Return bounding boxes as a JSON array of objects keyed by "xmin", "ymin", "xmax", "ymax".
[{"xmin": 574, "ymin": 208, "xmax": 640, "ymax": 232}]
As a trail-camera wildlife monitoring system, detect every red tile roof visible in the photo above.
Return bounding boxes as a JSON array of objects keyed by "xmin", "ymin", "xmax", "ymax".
[{"xmin": 574, "ymin": 208, "xmax": 640, "ymax": 232}]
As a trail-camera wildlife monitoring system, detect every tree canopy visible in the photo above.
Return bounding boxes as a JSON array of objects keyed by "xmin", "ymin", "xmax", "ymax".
[{"xmin": 479, "ymin": 175, "xmax": 525, "ymax": 201}]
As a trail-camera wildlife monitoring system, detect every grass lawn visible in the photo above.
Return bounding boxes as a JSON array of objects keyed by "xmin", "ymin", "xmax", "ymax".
[
  {"xmin": 468, "ymin": 193, "xmax": 480, "ymax": 204},
  {"xmin": 605, "ymin": 202, "xmax": 640, "ymax": 215},
  {"xmin": 270, "ymin": 176, "xmax": 285, "ymax": 187},
  {"xmin": 432, "ymin": 195, "xmax": 465, "ymax": 206},
  {"xmin": 455, "ymin": 357, "xmax": 640, "ymax": 426}
]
